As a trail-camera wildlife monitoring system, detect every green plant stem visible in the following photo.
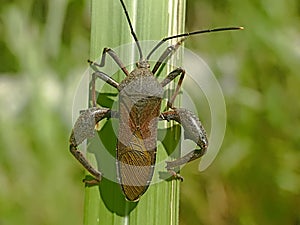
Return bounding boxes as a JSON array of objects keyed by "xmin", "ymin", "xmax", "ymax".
[{"xmin": 85, "ymin": 0, "xmax": 186, "ymax": 224}]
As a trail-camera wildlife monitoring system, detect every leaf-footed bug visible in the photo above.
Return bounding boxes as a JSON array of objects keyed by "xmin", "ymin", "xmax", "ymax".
[{"xmin": 69, "ymin": 0, "xmax": 243, "ymax": 202}]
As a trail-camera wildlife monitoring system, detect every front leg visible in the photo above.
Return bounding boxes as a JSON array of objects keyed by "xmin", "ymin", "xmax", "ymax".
[
  {"xmin": 160, "ymin": 108, "xmax": 208, "ymax": 178},
  {"xmin": 89, "ymin": 47, "xmax": 129, "ymax": 76},
  {"xmin": 69, "ymin": 107, "xmax": 116, "ymax": 183}
]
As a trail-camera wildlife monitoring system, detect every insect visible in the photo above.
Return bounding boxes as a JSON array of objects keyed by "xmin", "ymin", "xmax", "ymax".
[{"xmin": 69, "ymin": 0, "xmax": 243, "ymax": 202}]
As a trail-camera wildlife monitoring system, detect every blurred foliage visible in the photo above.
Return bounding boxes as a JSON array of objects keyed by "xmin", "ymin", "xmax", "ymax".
[
  {"xmin": 0, "ymin": 0, "xmax": 299, "ymax": 225},
  {"xmin": 181, "ymin": 0, "xmax": 300, "ymax": 225},
  {"xmin": 0, "ymin": 0, "xmax": 89, "ymax": 224}
]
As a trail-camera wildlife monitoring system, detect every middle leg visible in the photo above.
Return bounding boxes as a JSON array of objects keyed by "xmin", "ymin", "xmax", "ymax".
[{"xmin": 160, "ymin": 67, "xmax": 185, "ymax": 109}]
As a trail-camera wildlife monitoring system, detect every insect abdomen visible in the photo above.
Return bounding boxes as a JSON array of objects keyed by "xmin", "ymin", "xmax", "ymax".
[
  {"xmin": 117, "ymin": 140, "xmax": 156, "ymax": 201},
  {"xmin": 117, "ymin": 75, "xmax": 163, "ymax": 201}
]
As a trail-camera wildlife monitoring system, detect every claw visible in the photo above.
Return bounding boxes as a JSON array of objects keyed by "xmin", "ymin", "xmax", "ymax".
[
  {"xmin": 83, "ymin": 175, "xmax": 101, "ymax": 186},
  {"xmin": 168, "ymin": 169, "xmax": 184, "ymax": 182}
]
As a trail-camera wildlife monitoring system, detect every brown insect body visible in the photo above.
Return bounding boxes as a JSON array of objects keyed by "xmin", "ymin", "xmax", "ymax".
[
  {"xmin": 117, "ymin": 66, "xmax": 163, "ymax": 201},
  {"xmin": 69, "ymin": 0, "xmax": 242, "ymax": 202}
]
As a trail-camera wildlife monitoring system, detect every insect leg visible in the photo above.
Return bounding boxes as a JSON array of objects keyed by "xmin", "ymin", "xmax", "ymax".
[
  {"xmin": 89, "ymin": 47, "xmax": 130, "ymax": 76},
  {"xmin": 69, "ymin": 107, "xmax": 118, "ymax": 183},
  {"xmin": 151, "ymin": 38, "xmax": 185, "ymax": 75},
  {"xmin": 91, "ymin": 70, "xmax": 120, "ymax": 106},
  {"xmin": 160, "ymin": 108, "xmax": 208, "ymax": 179},
  {"xmin": 160, "ymin": 68, "xmax": 185, "ymax": 109},
  {"xmin": 88, "ymin": 47, "xmax": 129, "ymax": 106}
]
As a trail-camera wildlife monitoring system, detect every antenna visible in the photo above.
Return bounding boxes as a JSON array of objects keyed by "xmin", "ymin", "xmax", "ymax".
[
  {"xmin": 119, "ymin": 0, "xmax": 143, "ymax": 60},
  {"xmin": 146, "ymin": 27, "xmax": 244, "ymax": 60}
]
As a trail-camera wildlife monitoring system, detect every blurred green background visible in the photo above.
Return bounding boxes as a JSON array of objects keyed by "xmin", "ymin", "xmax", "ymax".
[{"xmin": 0, "ymin": 0, "xmax": 299, "ymax": 225}]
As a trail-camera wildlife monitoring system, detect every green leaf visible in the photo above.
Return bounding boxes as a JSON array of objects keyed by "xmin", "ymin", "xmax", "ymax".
[{"xmin": 85, "ymin": 0, "xmax": 186, "ymax": 224}]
